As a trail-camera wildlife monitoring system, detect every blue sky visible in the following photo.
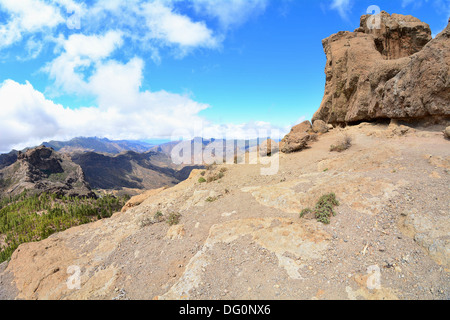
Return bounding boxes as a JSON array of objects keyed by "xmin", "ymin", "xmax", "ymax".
[{"xmin": 0, "ymin": 0, "xmax": 448, "ymax": 153}]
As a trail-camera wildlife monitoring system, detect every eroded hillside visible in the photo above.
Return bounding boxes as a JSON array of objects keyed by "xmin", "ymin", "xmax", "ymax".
[{"xmin": 1, "ymin": 123, "xmax": 448, "ymax": 300}]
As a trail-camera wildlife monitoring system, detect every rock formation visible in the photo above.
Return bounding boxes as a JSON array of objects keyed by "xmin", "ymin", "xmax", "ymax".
[
  {"xmin": 0, "ymin": 146, "xmax": 95, "ymax": 198},
  {"xmin": 312, "ymin": 12, "xmax": 449, "ymax": 126},
  {"xmin": 279, "ymin": 121, "xmax": 314, "ymax": 153}
]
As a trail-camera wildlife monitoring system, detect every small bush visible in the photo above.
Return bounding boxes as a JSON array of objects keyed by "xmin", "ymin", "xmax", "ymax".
[
  {"xmin": 206, "ymin": 171, "xmax": 225, "ymax": 183},
  {"xmin": 300, "ymin": 208, "xmax": 312, "ymax": 218},
  {"xmin": 198, "ymin": 177, "xmax": 206, "ymax": 183},
  {"xmin": 167, "ymin": 212, "xmax": 181, "ymax": 226},
  {"xmin": 330, "ymin": 135, "xmax": 352, "ymax": 152},
  {"xmin": 154, "ymin": 211, "xmax": 163, "ymax": 221},
  {"xmin": 205, "ymin": 196, "xmax": 217, "ymax": 203},
  {"xmin": 299, "ymin": 193, "xmax": 340, "ymax": 224}
]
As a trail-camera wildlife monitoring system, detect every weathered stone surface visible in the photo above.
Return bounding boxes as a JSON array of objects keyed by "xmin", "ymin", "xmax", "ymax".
[
  {"xmin": 121, "ymin": 187, "xmax": 167, "ymax": 212},
  {"xmin": 166, "ymin": 224, "xmax": 185, "ymax": 240},
  {"xmin": 312, "ymin": 120, "xmax": 329, "ymax": 134},
  {"xmin": 357, "ymin": 12, "xmax": 432, "ymax": 60},
  {"xmin": 290, "ymin": 120, "xmax": 312, "ymax": 134},
  {"xmin": 445, "ymin": 127, "xmax": 450, "ymax": 139},
  {"xmin": 381, "ymin": 21, "xmax": 450, "ymax": 120},
  {"xmin": 279, "ymin": 121, "xmax": 312, "ymax": 154},
  {"xmin": 280, "ymin": 132, "xmax": 311, "ymax": 154},
  {"xmin": 312, "ymin": 12, "xmax": 449, "ymax": 125}
]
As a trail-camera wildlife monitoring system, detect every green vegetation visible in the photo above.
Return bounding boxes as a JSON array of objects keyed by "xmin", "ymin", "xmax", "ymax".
[
  {"xmin": 0, "ymin": 191, "xmax": 129, "ymax": 263},
  {"xmin": 47, "ymin": 172, "xmax": 68, "ymax": 182},
  {"xmin": 154, "ymin": 211, "xmax": 163, "ymax": 222},
  {"xmin": 206, "ymin": 171, "xmax": 225, "ymax": 183},
  {"xmin": 198, "ymin": 177, "xmax": 206, "ymax": 183},
  {"xmin": 0, "ymin": 178, "xmax": 12, "ymax": 188},
  {"xmin": 299, "ymin": 193, "xmax": 340, "ymax": 225},
  {"xmin": 205, "ymin": 196, "xmax": 218, "ymax": 203},
  {"xmin": 167, "ymin": 212, "xmax": 181, "ymax": 226}
]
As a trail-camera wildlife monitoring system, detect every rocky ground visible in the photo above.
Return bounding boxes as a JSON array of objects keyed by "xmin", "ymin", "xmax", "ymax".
[{"xmin": 0, "ymin": 122, "xmax": 449, "ymax": 300}]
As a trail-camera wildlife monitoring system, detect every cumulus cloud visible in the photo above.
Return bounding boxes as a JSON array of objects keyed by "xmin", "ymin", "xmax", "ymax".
[
  {"xmin": 0, "ymin": 79, "xmax": 287, "ymax": 153},
  {"xmin": 142, "ymin": 1, "xmax": 219, "ymax": 49},
  {"xmin": 0, "ymin": 1, "xmax": 282, "ymax": 153},
  {"xmin": 0, "ymin": 0, "xmax": 64, "ymax": 47},
  {"xmin": 0, "ymin": 79, "xmax": 209, "ymax": 153},
  {"xmin": 44, "ymin": 31, "xmax": 124, "ymax": 95}
]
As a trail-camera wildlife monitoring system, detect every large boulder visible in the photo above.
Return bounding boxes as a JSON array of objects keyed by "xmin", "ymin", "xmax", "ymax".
[
  {"xmin": 312, "ymin": 120, "xmax": 329, "ymax": 133},
  {"xmin": 290, "ymin": 120, "xmax": 312, "ymax": 134},
  {"xmin": 312, "ymin": 12, "xmax": 449, "ymax": 126},
  {"xmin": 280, "ymin": 121, "xmax": 313, "ymax": 154}
]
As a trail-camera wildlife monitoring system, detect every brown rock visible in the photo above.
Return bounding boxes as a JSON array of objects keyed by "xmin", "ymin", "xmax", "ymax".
[
  {"xmin": 381, "ymin": 21, "xmax": 450, "ymax": 120},
  {"xmin": 290, "ymin": 121, "xmax": 312, "ymax": 134},
  {"xmin": 445, "ymin": 127, "xmax": 450, "ymax": 139},
  {"xmin": 280, "ymin": 132, "xmax": 311, "ymax": 154},
  {"xmin": 357, "ymin": 12, "xmax": 432, "ymax": 60},
  {"xmin": 312, "ymin": 120, "xmax": 329, "ymax": 133},
  {"xmin": 312, "ymin": 12, "xmax": 449, "ymax": 126},
  {"xmin": 279, "ymin": 121, "xmax": 312, "ymax": 154}
]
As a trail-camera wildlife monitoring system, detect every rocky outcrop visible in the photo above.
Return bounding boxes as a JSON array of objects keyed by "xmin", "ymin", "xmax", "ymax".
[
  {"xmin": 279, "ymin": 121, "xmax": 314, "ymax": 154},
  {"xmin": 357, "ymin": 12, "xmax": 432, "ymax": 60},
  {"xmin": 0, "ymin": 146, "xmax": 95, "ymax": 198},
  {"xmin": 313, "ymin": 12, "xmax": 449, "ymax": 126}
]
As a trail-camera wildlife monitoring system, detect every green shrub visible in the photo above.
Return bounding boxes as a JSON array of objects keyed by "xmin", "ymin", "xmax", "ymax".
[
  {"xmin": 167, "ymin": 212, "xmax": 181, "ymax": 226},
  {"xmin": 198, "ymin": 177, "xmax": 206, "ymax": 183},
  {"xmin": 205, "ymin": 196, "xmax": 217, "ymax": 203},
  {"xmin": 299, "ymin": 193, "xmax": 340, "ymax": 224},
  {"xmin": 154, "ymin": 211, "xmax": 163, "ymax": 221},
  {"xmin": 300, "ymin": 208, "xmax": 312, "ymax": 218}
]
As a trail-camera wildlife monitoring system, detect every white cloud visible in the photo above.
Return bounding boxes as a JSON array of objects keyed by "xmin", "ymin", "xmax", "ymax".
[
  {"xmin": 0, "ymin": 0, "xmax": 64, "ymax": 47},
  {"xmin": 0, "ymin": 1, "xmax": 280, "ymax": 153},
  {"xmin": 45, "ymin": 31, "xmax": 124, "ymax": 95},
  {"xmin": 0, "ymin": 78, "xmax": 210, "ymax": 152},
  {"xmin": 0, "ymin": 80, "xmax": 63, "ymax": 151},
  {"xmin": 0, "ymin": 79, "xmax": 285, "ymax": 153},
  {"xmin": 330, "ymin": 0, "xmax": 352, "ymax": 20},
  {"xmin": 142, "ymin": 1, "xmax": 219, "ymax": 49},
  {"xmin": 191, "ymin": 0, "xmax": 269, "ymax": 28}
]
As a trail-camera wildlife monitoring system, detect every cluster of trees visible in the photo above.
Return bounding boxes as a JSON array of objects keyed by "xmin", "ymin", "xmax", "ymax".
[{"xmin": 0, "ymin": 191, "xmax": 130, "ymax": 263}]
